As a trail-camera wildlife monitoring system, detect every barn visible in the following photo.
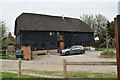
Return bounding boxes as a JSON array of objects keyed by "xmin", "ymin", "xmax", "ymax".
[{"xmin": 14, "ymin": 13, "xmax": 94, "ymax": 51}]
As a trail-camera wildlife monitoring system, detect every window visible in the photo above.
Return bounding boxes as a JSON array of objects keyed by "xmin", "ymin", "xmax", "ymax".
[
  {"xmin": 51, "ymin": 42, "xmax": 54, "ymax": 46},
  {"xmin": 74, "ymin": 33, "xmax": 77, "ymax": 36},
  {"xmin": 49, "ymin": 32, "xmax": 54, "ymax": 36},
  {"xmin": 74, "ymin": 33, "xmax": 80, "ymax": 36},
  {"xmin": 75, "ymin": 42, "xmax": 78, "ymax": 45},
  {"xmin": 57, "ymin": 32, "xmax": 59, "ymax": 35}
]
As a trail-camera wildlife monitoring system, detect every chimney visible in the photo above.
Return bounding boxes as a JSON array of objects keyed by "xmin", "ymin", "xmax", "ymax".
[{"xmin": 62, "ymin": 14, "xmax": 64, "ymax": 20}]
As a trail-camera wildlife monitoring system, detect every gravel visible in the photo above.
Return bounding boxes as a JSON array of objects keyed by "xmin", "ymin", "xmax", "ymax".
[{"xmin": 1, "ymin": 51, "xmax": 117, "ymax": 73}]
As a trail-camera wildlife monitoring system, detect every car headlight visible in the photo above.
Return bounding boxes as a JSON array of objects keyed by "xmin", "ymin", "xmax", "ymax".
[{"xmin": 61, "ymin": 50, "xmax": 66, "ymax": 53}]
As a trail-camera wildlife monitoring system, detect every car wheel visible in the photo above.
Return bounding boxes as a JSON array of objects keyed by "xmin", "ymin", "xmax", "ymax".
[
  {"xmin": 65, "ymin": 51, "xmax": 70, "ymax": 55},
  {"xmin": 81, "ymin": 50, "xmax": 85, "ymax": 54}
]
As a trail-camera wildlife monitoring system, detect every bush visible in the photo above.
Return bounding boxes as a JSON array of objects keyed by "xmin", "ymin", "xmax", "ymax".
[{"xmin": 100, "ymin": 51, "xmax": 116, "ymax": 55}]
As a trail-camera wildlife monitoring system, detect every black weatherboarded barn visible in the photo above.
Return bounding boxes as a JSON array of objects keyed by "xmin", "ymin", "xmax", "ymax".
[{"xmin": 14, "ymin": 13, "xmax": 94, "ymax": 51}]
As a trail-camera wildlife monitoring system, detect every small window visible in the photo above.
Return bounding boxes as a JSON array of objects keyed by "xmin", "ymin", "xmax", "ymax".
[
  {"xmin": 51, "ymin": 42, "xmax": 54, "ymax": 46},
  {"xmin": 74, "ymin": 33, "xmax": 78, "ymax": 36},
  {"xmin": 57, "ymin": 32, "xmax": 59, "ymax": 35},
  {"xmin": 49, "ymin": 32, "xmax": 54, "ymax": 36},
  {"xmin": 75, "ymin": 42, "xmax": 78, "ymax": 45}
]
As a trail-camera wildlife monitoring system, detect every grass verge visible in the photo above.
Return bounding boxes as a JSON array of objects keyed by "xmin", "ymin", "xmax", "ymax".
[
  {"xmin": 1, "ymin": 72, "xmax": 61, "ymax": 80},
  {"xmin": 96, "ymin": 48, "xmax": 116, "ymax": 51},
  {"xmin": 22, "ymin": 70, "xmax": 117, "ymax": 78},
  {"xmin": 0, "ymin": 55, "xmax": 8, "ymax": 59}
]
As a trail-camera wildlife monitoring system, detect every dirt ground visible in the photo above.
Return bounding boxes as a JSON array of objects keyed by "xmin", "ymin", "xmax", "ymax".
[{"xmin": 1, "ymin": 51, "xmax": 117, "ymax": 74}]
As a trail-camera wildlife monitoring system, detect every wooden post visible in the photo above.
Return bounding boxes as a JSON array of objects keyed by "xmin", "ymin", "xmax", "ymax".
[
  {"xmin": 63, "ymin": 59, "xmax": 68, "ymax": 79},
  {"xmin": 18, "ymin": 58, "xmax": 21, "ymax": 80},
  {"xmin": 114, "ymin": 17, "xmax": 120, "ymax": 80},
  {"xmin": 5, "ymin": 50, "xmax": 7, "ymax": 59}
]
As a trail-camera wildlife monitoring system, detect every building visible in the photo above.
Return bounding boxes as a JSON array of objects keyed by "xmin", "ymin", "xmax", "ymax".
[{"xmin": 14, "ymin": 13, "xmax": 94, "ymax": 51}]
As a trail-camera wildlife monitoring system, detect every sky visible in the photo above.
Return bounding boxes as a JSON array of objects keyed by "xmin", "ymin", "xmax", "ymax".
[{"xmin": 0, "ymin": 0, "xmax": 119, "ymax": 35}]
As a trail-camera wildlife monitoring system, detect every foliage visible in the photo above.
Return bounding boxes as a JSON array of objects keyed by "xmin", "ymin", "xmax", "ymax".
[
  {"xmin": 80, "ymin": 14, "xmax": 115, "ymax": 48},
  {"xmin": 2, "ymin": 32, "xmax": 15, "ymax": 50},
  {"xmin": 80, "ymin": 14, "xmax": 108, "ymax": 37},
  {"xmin": 98, "ymin": 21, "xmax": 115, "ymax": 48},
  {"xmin": 0, "ymin": 55, "xmax": 8, "ymax": 59},
  {"xmin": 100, "ymin": 51, "xmax": 116, "ymax": 55},
  {"xmin": 96, "ymin": 48, "xmax": 116, "ymax": 51},
  {"xmin": 0, "ymin": 21, "xmax": 7, "ymax": 38},
  {"xmin": 0, "ymin": 21, "xmax": 7, "ymax": 50}
]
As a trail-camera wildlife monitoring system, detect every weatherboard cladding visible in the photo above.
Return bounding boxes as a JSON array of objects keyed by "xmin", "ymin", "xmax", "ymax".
[{"xmin": 16, "ymin": 13, "xmax": 93, "ymax": 33}]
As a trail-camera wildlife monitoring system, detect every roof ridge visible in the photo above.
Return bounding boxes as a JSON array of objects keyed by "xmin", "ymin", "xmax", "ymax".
[{"xmin": 21, "ymin": 12, "xmax": 81, "ymax": 21}]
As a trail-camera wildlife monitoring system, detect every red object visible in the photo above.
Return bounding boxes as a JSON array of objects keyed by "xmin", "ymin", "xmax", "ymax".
[{"xmin": 21, "ymin": 46, "xmax": 31, "ymax": 60}]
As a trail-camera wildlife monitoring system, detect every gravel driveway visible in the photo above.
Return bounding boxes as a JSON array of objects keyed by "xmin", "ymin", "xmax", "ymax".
[{"xmin": 1, "ymin": 51, "xmax": 117, "ymax": 73}]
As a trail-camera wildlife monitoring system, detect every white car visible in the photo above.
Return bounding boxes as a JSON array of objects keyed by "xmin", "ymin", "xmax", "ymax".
[{"xmin": 59, "ymin": 45, "xmax": 85, "ymax": 55}]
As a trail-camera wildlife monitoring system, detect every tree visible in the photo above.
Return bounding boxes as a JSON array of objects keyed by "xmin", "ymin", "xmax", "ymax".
[
  {"xmin": 94, "ymin": 14, "xmax": 108, "ymax": 36},
  {"xmin": 106, "ymin": 21, "xmax": 115, "ymax": 48},
  {"xmin": 0, "ymin": 21, "xmax": 15, "ymax": 50},
  {"xmin": 0, "ymin": 21, "xmax": 7, "ymax": 50},
  {"xmin": 2, "ymin": 32, "xmax": 15, "ymax": 50},
  {"xmin": 80, "ymin": 14, "xmax": 96, "ymax": 32},
  {"xmin": 0, "ymin": 21, "xmax": 7, "ymax": 39},
  {"xmin": 99, "ymin": 21, "xmax": 115, "ymax": 48},
  {"xmin": 80, "ymin": 14, "xmax": 115, "ymax": 48},
  {"xmin": 80, "ymin": 14, "xmax": 108, "ymax": 37}
]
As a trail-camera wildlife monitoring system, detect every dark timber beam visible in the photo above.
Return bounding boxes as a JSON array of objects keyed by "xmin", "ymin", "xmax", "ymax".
[{"xmin": 114, "ymin": 17, "xmax": 120, "ymax": 80}]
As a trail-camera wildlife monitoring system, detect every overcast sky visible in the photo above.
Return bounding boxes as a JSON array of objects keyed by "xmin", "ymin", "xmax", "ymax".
[{"xmin": 0, "ymin": 0, "xmax": 119, "ymax": 35}]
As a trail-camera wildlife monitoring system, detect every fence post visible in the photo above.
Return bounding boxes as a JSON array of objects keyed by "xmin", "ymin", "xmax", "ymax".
[
  {"xmin": 5, "ymin": 50, "xmax": 7, "ymax": 59},
  {"xmin": 63, "ymin": 59, "xmax": 68, "ymax": 79},
  {"xmin": 18, "ymin": 58, "xmax": 22, "ymax": 80}
]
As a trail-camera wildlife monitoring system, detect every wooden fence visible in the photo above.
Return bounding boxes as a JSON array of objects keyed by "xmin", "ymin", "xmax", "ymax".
[
  {"xmin": 1, "ymin": 57, "xmax": 117, "ymax": 80},
  {"xmin": 18, "ymin": 58, "xmax": 22, "ymax": 80},
  {"xmin": 0, "ymin": 50, "xmax": 23, "ymax": 59},
  {"xmin": 63, "ymin": 59, "xmax": 117, "ymax": 79}
]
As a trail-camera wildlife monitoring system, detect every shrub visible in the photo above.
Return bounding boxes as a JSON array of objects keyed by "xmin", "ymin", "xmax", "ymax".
[{"xmin": 100, "ymin": 51, "xmax": 116, "ymax": 55}]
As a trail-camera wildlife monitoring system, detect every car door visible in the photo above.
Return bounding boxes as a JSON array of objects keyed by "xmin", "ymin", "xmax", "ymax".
[
  {"xmin": 76, "ymin": 47, "xmax": 81, "ymax": 53},
  {"xmin": 70, "ymin": 46, "xmax": 77, "ymax": 54}
]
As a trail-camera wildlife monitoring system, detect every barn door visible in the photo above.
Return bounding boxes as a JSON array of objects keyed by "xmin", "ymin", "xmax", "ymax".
[
  {"xmin": 59, "ymin": 41, "xmax": 64, "ymax": 50},
  {"xmin": 57, "ymin": 32, "xmax": 65, "ymax": 50}
]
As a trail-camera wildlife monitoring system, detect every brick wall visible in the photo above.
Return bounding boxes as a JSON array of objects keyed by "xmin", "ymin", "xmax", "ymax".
[{"xmin": 21, "ymin": 46, "xmax": 31, "ymax": 60}]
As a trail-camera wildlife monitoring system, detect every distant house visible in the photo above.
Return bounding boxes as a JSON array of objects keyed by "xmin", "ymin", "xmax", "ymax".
[{"xmin": 14, "ymin": 13, "xmax": 94, "ymax": 51}]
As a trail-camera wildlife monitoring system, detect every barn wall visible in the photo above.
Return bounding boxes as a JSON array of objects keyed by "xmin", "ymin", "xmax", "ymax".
[
  {"xmin": 71, "ymin": 32, "xmax": 94, "ymax": 47},
  {"xmin": 64, "ymin": 32, "xmax": 94, "ymax": 48},
  {"xmin": 16, "ymin": 35, "xmax": 21, "ymax": 49},
  {"xmin": 64, "ymin": 32, "xmax": 72, "ymax": 48},
  {"xmin": 16, "ymin": 31, "xmax": 94, "ymax": 51},
  {"xmin": 20, "ymin": 31, "xmax": 58, "ymax": 51}
]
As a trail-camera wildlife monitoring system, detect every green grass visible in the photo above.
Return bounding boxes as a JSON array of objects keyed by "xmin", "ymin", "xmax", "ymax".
[
  {"xmin": 101, "ymin": 51, "xmax": 116, "ymax": 55},
  {"xmin": 23, "ymin": 70, "xmax": 63, "ymax": 76},
  {"xmin": 1, "ymin": 72, "xmax": 40, "ymax": 78},
  {"xmin": 22, "ymin": 70, "xmax": 117, "ymax": 78},
  {"xmin": 0, "ymin": 55, "xmax": 8, "ymax": 59},
  {"xmin": 96, "ymin": 48, "xmax": 116, "ymax": 51},
  {"xmin": 1, "ymin": 72, "xmax": 61, "ymax": 80},
  {"xmin": 68, "ymin": 72, "xmax": 117, "ymax": 78},
  {"xmin": 0, "ymin": 71, "xmax": 117, "ymax": 79}
]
